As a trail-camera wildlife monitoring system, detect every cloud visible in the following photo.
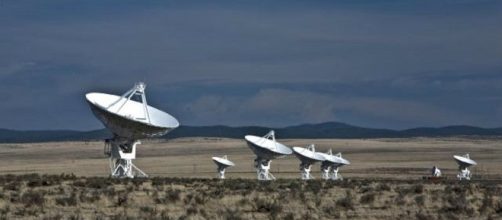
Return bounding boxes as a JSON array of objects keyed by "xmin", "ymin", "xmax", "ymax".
[
  {"xmin": 181, "ymin": 87, "xmax": 489, "ymax": 128},
  {"xmin": 0, "ymin": 1, "xmax": 500, "ymax": 129}
]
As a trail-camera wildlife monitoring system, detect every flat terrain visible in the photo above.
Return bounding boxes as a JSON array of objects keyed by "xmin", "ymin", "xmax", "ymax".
[
  {"xmin": 0, "ymin": 137, "xmax": 501, "ymax": 219},
  {"xmin": 0, "ymin": 137, "xmax": 500, "ymax": 180}
]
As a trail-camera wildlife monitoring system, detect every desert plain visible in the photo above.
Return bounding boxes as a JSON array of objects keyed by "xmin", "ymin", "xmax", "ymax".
[
  {"xmin": 0, "ymin": 137, "xmax": 500, "ymax": 180},
  {"xmin": 0, "ymin": 137, "xmax": 501, "ymax": 219}
]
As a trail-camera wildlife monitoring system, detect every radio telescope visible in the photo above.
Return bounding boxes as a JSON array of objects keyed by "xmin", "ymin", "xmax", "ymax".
[
  {"xmin": 212, "ymin": 155, "xmax": 235, "ymax": 179},
  {"xmin": 292, "ymin": 144, "xmax": 325, "ymax": 180},
  {"xmin": 86, "ymin": 82, "xmax": 179, "ymax": 178},
  {"xmin": 245, "ymin": 130, "xmax": 292, "ymax": 180},
  {"xmin": 317, "ymin": 149, "xmax": 350, "ymax": 180},
  {"xmin": 453, "ymin": 154, "xmax": 477, "ymax": 180}
]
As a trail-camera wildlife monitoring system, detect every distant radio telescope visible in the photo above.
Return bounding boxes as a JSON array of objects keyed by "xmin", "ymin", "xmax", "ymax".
[
  {"xmin": 292, "ymin": 144, "xmax": 325, "ymax": 180},
  {"xmin": 86, "ymin": 82, "xmax": 179, "ymax": 178},
  {"xmin": 245, "ymin": 130, "xmax": 292, "ymax": 180},
  {"xmin": 212, "ymin": 155, "xmax": 235, "ymax": 179},
  {"xmin": 453, "ymin": 153, "xmax": 477, "ymax": 180},
  {"xmin": 317, "ymin": 149, "xmax": 350, "ymax": 180}
]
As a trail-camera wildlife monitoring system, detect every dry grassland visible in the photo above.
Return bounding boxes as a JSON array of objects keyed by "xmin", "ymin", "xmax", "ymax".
[
  {"xmin": 0, "ymin": 137, "xmax": 500, "ymax": 179},
  {"xmin": 0, "ymin": 175, "xmax": 501, "ymax": 219},
  {"xmin": 0, "ymin": 137, "xmax": 500, "ymax": 219}
]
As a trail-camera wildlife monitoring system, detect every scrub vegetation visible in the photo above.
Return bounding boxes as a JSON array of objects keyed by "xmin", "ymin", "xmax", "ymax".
[{"xmin": 0, "ymin": 174, "xmax": 501, "ymax": 219}]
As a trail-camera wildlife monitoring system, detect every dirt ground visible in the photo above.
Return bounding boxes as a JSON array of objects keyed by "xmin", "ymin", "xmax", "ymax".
[
  {"xmin": 0, "ymin": 137, "xmax": 501, "ymax": 219},
  {"xmin": 0, "ymin": 137, "xmax": 500, "ymax": 180}
]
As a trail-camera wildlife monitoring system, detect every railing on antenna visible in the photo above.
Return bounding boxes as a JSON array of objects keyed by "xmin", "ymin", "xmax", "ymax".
[
  {"xmin": 261, "ymin": 130, "xmax": 277, "ymax": 150},
  {"xmin": 105, "ymin": 82, "xmax": 151, "ymax": 124}
]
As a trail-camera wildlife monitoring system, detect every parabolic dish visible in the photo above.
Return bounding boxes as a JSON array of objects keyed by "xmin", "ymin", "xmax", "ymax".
[
  {"xmin": 212, "ymin": 156, "xmax": 235, "ymax": 167},
  {"xmin": 453, "ymin": 155, "xmax": 477, "ymax": 167},
  {"xmin": 318, "ymin": 152, "xmax": 350, "ymax": 166},
  {"xmin": 293, "ymin": 146, "xmax": 325, "ymax": 163},
  {"xmin": 86, "ymin": 93, "xmax": 179, "ymax": 139},
  {"xmin": 245, "ymin": 135, "xmax": 292, "ymax": 160}
]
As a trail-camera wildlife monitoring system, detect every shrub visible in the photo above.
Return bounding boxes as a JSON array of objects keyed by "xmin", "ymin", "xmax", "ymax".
[
  {"xmin": 186, "ymin": 205, "xmax": 198, "ymax": 216},
  {"xmin": 140, "ymin": 206, "xmax": 154, "ymax": 213},
  {"xmin": 322, "ymin": 204, "xmax": 339, "ymax": 217},
  {"xmin": 85, "ymin": 178, "xmax": 109, "ymax": 189},
  {"xmin": 21, "ymin": 191, "xmax": 45, "ymax": 207},
  {"xmin": 413, "ymin": 184, "xmax": 424, "ymax": 194},
  {"xmin": 254, "ymin": 198, "xmax": 282, "ymax": 215},
  {"xmin": 55, "ymin": 193, "xmax": 77, "ymax": 206},
  {"xmin": 283, "ymin": 212, "xmax": 295, "ymax": 220},
  {"xmin": 360, "ymin": 192, "xmax": 376, "ymax": 204},
  {"xmin": 288, "ymin": 180, "xmax": 302, "ymax": 192},
  {"xmin": 221, "ymin": 208, "xmax": 243, "ymax": 220},
  {"xmin": 306, "ymin": 181, "xmax": 322, "ymax": 195},
  {"xmin": 79, "ymin": 190, "xmax": 100, "ymax": 203},
  {"xmin": 116, "ymin": 193, "xmax": 128, "ymax": 207},
  {"xmin": 415, "ymin": 195, "xmax": 425, "ymax": 206},
  {"xmin": 336, "ymin": 190, "xmax": 354, "ymax": 210},
  {"xmin": 4, "ymin": 182, "xmax": 18, "ymax": 191},
  {"xmin": 377, "ymin": 183, "xmax": 391, "ymax": 191},
  {"xmin": 416, "ymin": 211, "xmax": 435, "ymax": 220},
  {"xmin": 166, "ymin": 189, "xmax": 181, "ymax": 202}
]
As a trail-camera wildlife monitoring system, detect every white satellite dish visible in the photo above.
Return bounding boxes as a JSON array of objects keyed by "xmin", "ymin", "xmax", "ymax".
[
  {"xmin": 86, "ymin": 82, "xmax": 179, "ymax": 178},
  {"xmin": 293, "ymin": 144, "xmax": 325, "ymax": 180},
  {"xmin": 453, "ymin": 153, "xmax": 477, "ymax": 180},
  {"xmin": 317, "ymin": 149, "xmax": 350, "ymax": 180},
  {"xmin": 212, "ymin": 155, "xmax": 235, "ymax": 179},
  {"xmin": 245, "ymin": 130, "xmax": 292, "ymax": 180}
]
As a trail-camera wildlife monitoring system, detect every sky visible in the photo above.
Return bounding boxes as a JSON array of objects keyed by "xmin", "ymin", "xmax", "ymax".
[{"xmin": 0, "ymin": 0, "xmax": 501, "ymax": 130}]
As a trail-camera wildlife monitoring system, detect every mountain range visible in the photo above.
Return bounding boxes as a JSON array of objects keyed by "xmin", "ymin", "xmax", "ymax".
[{"xmin": 1, "ymin": 122, "xmax": 501, "ymax": 143}]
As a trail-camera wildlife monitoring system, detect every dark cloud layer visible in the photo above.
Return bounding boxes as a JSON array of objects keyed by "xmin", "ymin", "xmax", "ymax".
[{"xmin": 0, "ymin": 0, "xmax": 501, "ymax": 130}]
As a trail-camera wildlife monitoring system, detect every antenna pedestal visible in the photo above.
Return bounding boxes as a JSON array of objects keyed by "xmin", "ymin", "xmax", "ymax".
[
  {"xmin": 255, "ymin": 158, "xmax": 275, "ymax": 181},
  {"xmin": 217, "ymin": 167, "xmax": 227, "ymax": 179},
  {"xmin": 300, "ymin": 163, "xmax": 314, "ymax": 180},
  {"xmin": 331, "ymin": 167, "xmax": 342, "ymax": 180},
  {"xmin": 105, "ymin": 139, "xmax": 147, "ymax": 178},
  {"xmin": 454, "ymin": 154, "xmax": 475, "ymax": 181},
  {"xmin": 457, "ymin": 167, "xmax": 471, "ymax": 180},
  {"xmin": 320, "ymin": 162, "xmax": 331, "ymax": 180},
  {"xmin": 212, "ymin": 155, "xmax": 234, "ymax": 179}
]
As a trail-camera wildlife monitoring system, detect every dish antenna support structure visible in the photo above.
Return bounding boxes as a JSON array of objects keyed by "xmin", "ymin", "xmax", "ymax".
[
  {"xmin": 212, "ymin": 155, "xmax": 235, "ymax": 179},
  {"xmin": 318, "ymin": 149, "xmax": 350, "ymax": 180},
  {"xmin": 292, "ymin": 144, "xmax": 325, "ymax": 180},
  {"xmin": 245, "ymin": 130, "xmax": 292, "ymax": 181},
  {"xmin": 453, "ymin": 153, "xmax": 477, "ymax": 180},
  {"xmin": 86, "ymin": 82, "xmax": 179, "ymax": 178}
]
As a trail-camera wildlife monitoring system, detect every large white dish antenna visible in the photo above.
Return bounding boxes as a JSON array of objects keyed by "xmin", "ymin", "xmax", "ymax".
[
  {"xmin": 318, "ymin": 152, "xmax": 350, "ymax": 167},
  {"xmin": 453, "ymin": 154, "xmax": 477, "ymax": 167},
  {"xmin": 85, "ymin": 82, "xmax": 179, "ymax": 178},
  {"xmin": 245, "ymin": 132, "xmax": 292, "ymax": 160},
  {"xmin": 293, "ymin": 144, "xmax": 325, "ymax": 180},
  {"xmin": 86, "ymin": 86, "xmax": 179, "ymax": 139},
  {"xmin": 212, "ymin": 156, "xmax": 235, "ymax": 168},
  {"xmin": 212, "ymin": 155, "xmax": 235, "ymax": 179},
  {"xmin": 453, "ymin": 153, "xmax": 476, "ymax": 181},
  {"xmin": 318, "ymin": 149, "xmax": 350, "ymax": 180},
  {"xmin": 244, "ymin": 130, "xmax": 291, "ymax": 180},
  {"xmin": 293, "ymin": 146, "xmax": 325, "ymax": 164}
]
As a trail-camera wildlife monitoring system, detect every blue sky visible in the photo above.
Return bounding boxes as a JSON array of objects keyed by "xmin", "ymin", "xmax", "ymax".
[{"xmin": 1, "ymin": 0, "xmax": 501, "ymax": 130}]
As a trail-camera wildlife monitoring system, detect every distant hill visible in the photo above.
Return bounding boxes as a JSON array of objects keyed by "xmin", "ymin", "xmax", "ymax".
[
  {"xmin": 1, "ymin": 122, "xmax": 501, "ymax": 143},
  {"xmin": 0, "ymin": 128, "xmax": 111, "ymax": 143}
]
